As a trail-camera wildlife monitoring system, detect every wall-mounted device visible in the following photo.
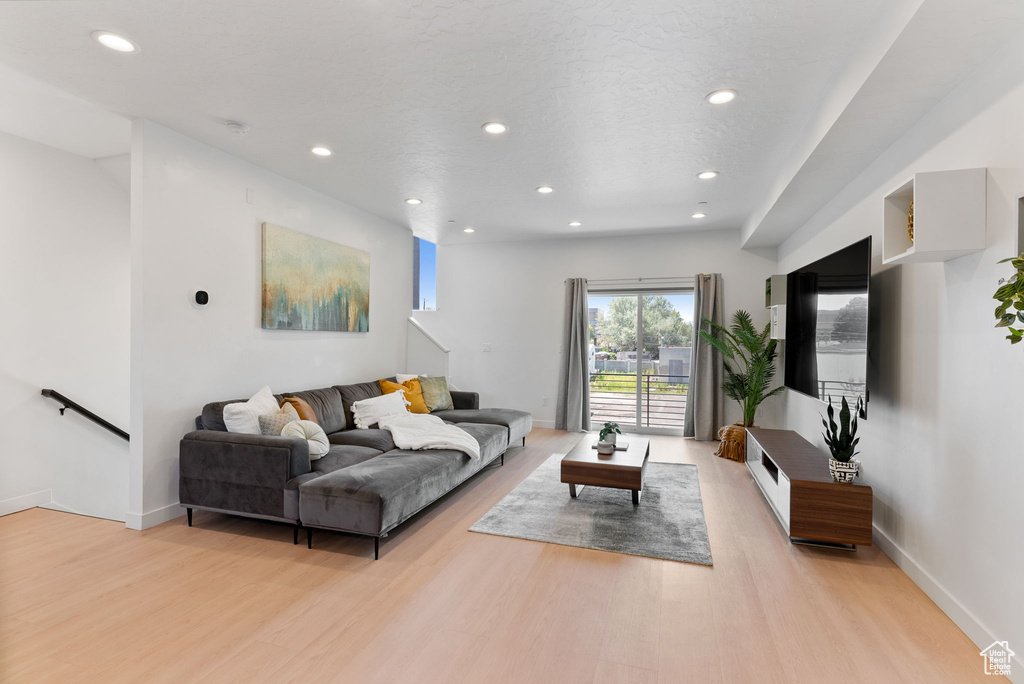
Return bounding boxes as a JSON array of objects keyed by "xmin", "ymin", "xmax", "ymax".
[{"xmin": 192, "ymin": 290, "xmax": 210, "ymax": 309}]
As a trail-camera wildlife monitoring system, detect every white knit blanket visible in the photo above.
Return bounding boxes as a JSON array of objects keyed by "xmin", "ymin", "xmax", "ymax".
[{"xmin": 376, "ymin": 413, "xmax": 481, "ymax": 460}]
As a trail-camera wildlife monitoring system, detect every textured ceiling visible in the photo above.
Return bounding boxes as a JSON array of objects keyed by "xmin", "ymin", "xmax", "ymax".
[
  {"xmin": 0, "ymin": 0, "xmax": 888, "ymax": 243},
  {"xmin": 742, "ymin": 0, "xmax": 1024, "ymax": 248}
]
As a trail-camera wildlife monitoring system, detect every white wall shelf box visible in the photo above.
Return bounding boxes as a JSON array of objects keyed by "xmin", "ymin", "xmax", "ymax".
[
  {"xmin": 765, "ymin": 274, "xmax": 787, "ymax": 308},
  {"xmin": 882, "ymin": 168, "xmax": 987, "ymax": 265},
  {"xmin": 770, "ymin": 305, "xmax": 786, "ymax": 340}
]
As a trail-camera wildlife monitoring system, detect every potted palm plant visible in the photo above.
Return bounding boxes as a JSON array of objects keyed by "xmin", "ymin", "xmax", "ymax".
[
  {"xmin": 821, "ymin": 395, "xmax": 862, "ymax": 482},
  {"xmin": 698, "ymin": 310, "xmax": 784, "ymax": 460}
]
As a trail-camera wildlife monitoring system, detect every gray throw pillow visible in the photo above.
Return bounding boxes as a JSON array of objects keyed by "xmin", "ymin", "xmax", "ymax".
[
  {"xmin": 258, "ymin": 404, "xmax": 300, "ymax": 435},
  {"xmin": 419, "ymin": 376, "xmax": 453, "ymax": 412}
]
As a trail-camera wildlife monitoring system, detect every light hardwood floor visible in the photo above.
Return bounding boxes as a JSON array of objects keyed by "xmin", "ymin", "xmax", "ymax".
[{"xmin": 0, "ymin": 429, "xmax": 998, "ymax": 683}]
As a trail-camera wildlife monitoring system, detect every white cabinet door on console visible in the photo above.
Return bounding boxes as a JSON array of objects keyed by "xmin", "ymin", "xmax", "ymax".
[{"xmin": 746, "ymin": 432, "xmax": 791, "ymax": 532}]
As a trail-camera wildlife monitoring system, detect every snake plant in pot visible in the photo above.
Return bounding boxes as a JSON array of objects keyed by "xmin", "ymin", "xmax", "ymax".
[{"xmin": 821, "ymin": 395, "xmax": 863, "ymax": 482}]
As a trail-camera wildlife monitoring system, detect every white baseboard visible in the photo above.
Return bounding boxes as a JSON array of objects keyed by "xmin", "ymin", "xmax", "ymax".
[
  {"xmin": 125, "ymin": 502, "xmax": 185, "ymax": 530},
  {"xmin": 873, "ymin": 524, "xmax": 1022, "ymax": 682},
  {"xmin": 0, "ymin": 489, "xmax": 51, "ymax": 517},
  {"xmin": 531, "ymin": 419, "xmax": 556, "ymax": 429}
]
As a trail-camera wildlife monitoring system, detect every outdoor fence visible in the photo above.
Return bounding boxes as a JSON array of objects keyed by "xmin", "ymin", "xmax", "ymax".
[{"xmin": 589, "ymin": 372, "xmax": 689, "ymax": 429}]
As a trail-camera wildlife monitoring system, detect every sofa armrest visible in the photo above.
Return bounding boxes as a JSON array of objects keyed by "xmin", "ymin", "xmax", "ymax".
[
  {"xmin": 449, "ymin": 390, "xmax": 479, "ymax": 410},
  {"xmin": 180, "ymin": 430, "xmax": 312, "ymax": 488}
]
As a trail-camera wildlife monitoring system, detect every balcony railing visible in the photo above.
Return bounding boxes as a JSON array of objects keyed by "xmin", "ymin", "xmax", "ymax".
[{"xmin": 589, "ymin": 372, "xmax": 688, "ymax": 429}]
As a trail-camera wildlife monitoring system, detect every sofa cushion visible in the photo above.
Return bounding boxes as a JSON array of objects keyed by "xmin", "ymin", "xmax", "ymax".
[
  {"xmin": 282, "ymin": 387, "xmax": 347, "ymax": 433},
  {"xmin": 431, "ymin": 408, "xmax": 532, "ymax": 444},
  {"xmin": 336, "ymin": 380, "xmax": 385, "ymax": 428},
  {"xmin": 312, "ymin": 445, "xmax": 382, "ymax": 475},
  {"xmin": 299, "ymin": 448, "xmax": 483, "ymax": 536},
  {"xmin": 453, "ymin": 422, "xmax": 507, "ymax": 463},
  {"xmin": 328, "ymin": 429, "xmax": 397, "ymax": 452}
]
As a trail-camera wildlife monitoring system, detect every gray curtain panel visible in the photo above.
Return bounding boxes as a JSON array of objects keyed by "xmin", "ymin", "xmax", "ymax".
[
  {"xmin": 555, "ymin": 278, "xmax": 591, "ymax": 432},
  {"xmin": 684, "ymin": 273, "xmax": 724, "ymax": 440}
]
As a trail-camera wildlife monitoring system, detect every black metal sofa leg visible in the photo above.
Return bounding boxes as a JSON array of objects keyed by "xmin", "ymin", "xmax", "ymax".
[
  {"xmin": 373, "ymin": 537, "xmax": 379, "ymax": 560},
  {"xmin": 186, "ymin": 508, "xmax": 192, "ymax": 527},
  {"xmin": 293, "ymin": 524, "xmax": 300, "ymax": 545},
  {"xmin": 522, "ymin": 436, "xmax": 526, "ymax": 447},
  {"xmin": 307, "ymin": 527, "xmax": 313, "ymax": 549}
]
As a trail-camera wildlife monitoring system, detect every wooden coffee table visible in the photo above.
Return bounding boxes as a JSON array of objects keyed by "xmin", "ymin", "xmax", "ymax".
[{"xmin": 560, "ymin": 433, "xmax": 651, "ymax": 504}]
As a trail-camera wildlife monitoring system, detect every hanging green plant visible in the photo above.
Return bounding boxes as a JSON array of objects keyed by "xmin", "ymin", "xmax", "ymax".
[{"xmin": 993, "ymin": 251, "xmax": 1024, "ymax": 346}]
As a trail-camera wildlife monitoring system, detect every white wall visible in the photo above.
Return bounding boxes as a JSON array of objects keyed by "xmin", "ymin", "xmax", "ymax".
[
  {"xmin": 0, "ymin": 131, "xmax": 130, "ymax": 520},
  {"xmin": 129, "ymin": 121, "xmax": 413, "ymax": 529},
  {"xmin": 777, "ymin": 38, "xmax": 1024, "ymax": 675},
  {"xmin": 422, "ymin": 229, "xmax": 777, "ymax": 428}
]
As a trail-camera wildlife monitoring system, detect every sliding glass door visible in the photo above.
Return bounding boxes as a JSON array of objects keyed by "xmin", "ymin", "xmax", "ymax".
[{"xmin": 588, "ymin": 291, "xmax": 694, "ymax": 433}]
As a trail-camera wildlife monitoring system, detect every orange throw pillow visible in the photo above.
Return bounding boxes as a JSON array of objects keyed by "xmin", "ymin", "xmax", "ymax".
[
  {"xmin": 379, "ymin": 378, "xmax": 430, "ymax": 414},
  {"xmin": 280, "ymin": 396, "xmax": 318, "ymax": 423}
]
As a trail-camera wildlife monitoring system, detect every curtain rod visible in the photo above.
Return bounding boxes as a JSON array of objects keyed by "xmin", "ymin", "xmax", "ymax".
[{"xmin": 566, "ymin": 276, "xmax": 694, "ymax": 283}]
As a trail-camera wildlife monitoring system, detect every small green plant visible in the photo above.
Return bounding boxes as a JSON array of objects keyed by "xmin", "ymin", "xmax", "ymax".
[
  {"xmin": 599, "ymin": 422, "xmax": 621, "ymax": 441},
  {"xmin": 821, "ymin": 395, "xmax": 862, "ymax": 462},
  {"xmin": 993, "ymin": 251, "xmax": 1024, "ymax": 345},
  {"xmin": 698, "ymin": 310, "xmax": 783, "ymax": 427}
]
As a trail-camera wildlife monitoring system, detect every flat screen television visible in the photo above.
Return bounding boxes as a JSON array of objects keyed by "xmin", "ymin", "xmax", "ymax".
[{"xmin": 784, "ymin": 237, "xmax": 871, "ymax": 415}]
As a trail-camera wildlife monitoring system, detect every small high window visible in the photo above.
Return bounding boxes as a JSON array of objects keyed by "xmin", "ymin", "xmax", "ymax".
[{"xmin": 413, "ymin": 237, "xmax": 436, "ymax": 311}]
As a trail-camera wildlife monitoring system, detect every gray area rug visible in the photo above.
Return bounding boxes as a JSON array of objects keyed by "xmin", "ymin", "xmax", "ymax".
[{"xmin": 470, "ymin": 454, "xmax": 712, "ymax": 565}]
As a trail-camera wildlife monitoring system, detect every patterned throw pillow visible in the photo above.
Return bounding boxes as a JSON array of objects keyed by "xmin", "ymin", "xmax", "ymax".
[
  {"xmin": 419, "ymin": 376, "xmax": 453, "ymax": 411},
  {"xmin": 258, "ymin": 404, "xmax": 300, "ymax": 435}
]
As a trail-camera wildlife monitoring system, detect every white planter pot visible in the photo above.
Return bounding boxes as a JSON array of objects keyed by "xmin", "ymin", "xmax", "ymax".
[
  {"xmin": 606, "ymin": 432, "xmax": 617, "ymax": 445},
  {"xmin": 596, "ymin": 441, "xmax": 615, "ymax": 455},
  {"xmin": 829, "ymin": 458, "xmax": 860, "ymax": 483}
]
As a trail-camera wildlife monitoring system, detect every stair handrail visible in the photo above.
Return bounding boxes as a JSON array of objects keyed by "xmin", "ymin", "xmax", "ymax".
[
  {"xmin": 41, "ymin": 389, "xmax": 129, "ymax": 442},
  {"xmin": 408, "ymin": 316, "xmax": 450, "ymax": 354}
]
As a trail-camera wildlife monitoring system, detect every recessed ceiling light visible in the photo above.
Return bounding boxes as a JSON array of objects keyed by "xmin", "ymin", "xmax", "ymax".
[
  {"xmin": 405, "ymin": 198, "xmax": 422, "ymax": 205},
  {"xmin": 91, "ymin": 31, "xmax": 138, "ymax": 53},
  {"xmin": 464, "ymin": 227, "xmax": 475, "ymax": 233},
  {"xmin": 706, "ymin": 89, "xmax": 737, "ymax": 105},
  {"xmin": 310, "ymin": 146, "xmax": 333, "ymax": 156},
  {"xmin": 536, "ymin": 186, "xmax": 554, "ymax": 194},
  {"xmin": 692, "ymin": 212, "xmax": 707, "ymax": 219},
  {"xmin": 568, "ymin": 221, "xmax": 582, "ymax": 227},
  {"xmin": 697, "ymin": 170, "xmax": 718, "ymax": 180},
  {"xmin": 482, "ymin": 122, "xmax": 509, "ymax": 134}
]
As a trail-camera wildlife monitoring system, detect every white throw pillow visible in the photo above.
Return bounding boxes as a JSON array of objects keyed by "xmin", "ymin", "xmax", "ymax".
[
  {"xmin": 351, "ymin": 391, "xmax": 410, "ymax": 429},
  {"xmin": 223, "ymin": 386, "xmax": 279, "ymax": 434},
  {"xmin": 281, "ymin": 420, "xmax": 330, "ymax": 460},
  {"xmin": 396, "ymin": 373, "xmax": 425, "ymax": 384}
]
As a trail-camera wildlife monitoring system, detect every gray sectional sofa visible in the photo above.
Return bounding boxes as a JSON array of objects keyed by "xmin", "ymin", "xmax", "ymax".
[{"xmin": 179, "ymin": 379, "xmax": 532, "ymax": 558}]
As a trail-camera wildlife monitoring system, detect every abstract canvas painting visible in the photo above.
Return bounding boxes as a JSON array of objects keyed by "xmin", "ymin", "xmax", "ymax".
[{"xmin": 261, "ymin": 223, "xmax": 370, "ymax": 331}]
